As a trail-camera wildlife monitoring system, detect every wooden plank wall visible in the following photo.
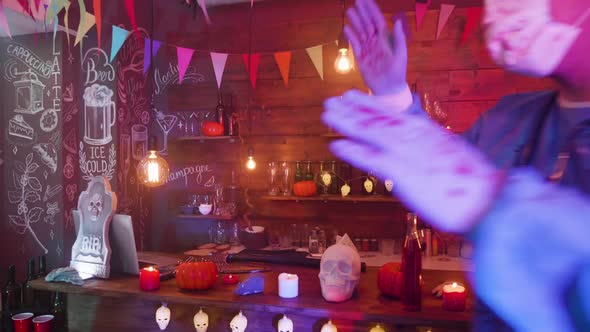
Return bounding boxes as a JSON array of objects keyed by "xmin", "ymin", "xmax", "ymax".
[{"xmin": 165, "ymin": 0, "xmax": 555, "ymax": 240}]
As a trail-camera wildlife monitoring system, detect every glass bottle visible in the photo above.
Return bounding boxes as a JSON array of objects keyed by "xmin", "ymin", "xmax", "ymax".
[
  {"xmin": 51, "ymin": 291, "xmax": 67, "ymax": 329},
  {"xmin": 226, "ymin": 170, "xmax": 241, "ymax": 213},
  {"xmin": 329, "ymin": 161, "xmax": 339, "ymax": 194},
  {"xmin": 318, "ymin": 230, "xmax": 327, "ymax": 254},
  {"xmin": 226, "ymin": 94, "xmax": 235, "ymax": 136},
  {"xmin": 267, "ymin": 162, "xmax": 280, "ymax": 196},
  {"xmin": 279, "ymin": 161, "xmax": 291, "ymax": 196},
  {"xmin": 37, "ymin": 255, "xmax": 46, "ymax": 278},
  {"xmin": 2, "ymin": 265, "xmax": 22, "ymax": 311},
  {"xmin": 216, "ymin": 92, "xmax": 226, "ymax": 134},
  {"xmin": 304, "ymin": 161, "xmax": 314, "ymax": 181},
  {"xmin": 402, "ymin": 213, "xmax": 422, "ymax": 311},
  {"xmin": 23, "ymin": 258, "xmax": 36, "ymax": 309},
  {"xmin": 308, "ymin": 229, "xmax": 319, "ymax": 254},
  {"xmin": 294, "ymin": 161, "xmax": 303, "ymax": 183}
]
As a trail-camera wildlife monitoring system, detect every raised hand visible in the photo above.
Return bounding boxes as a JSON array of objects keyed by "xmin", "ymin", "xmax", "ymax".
[{"xmin": 345, "ymin": 0, "xmax": 408, "ymax": 95}]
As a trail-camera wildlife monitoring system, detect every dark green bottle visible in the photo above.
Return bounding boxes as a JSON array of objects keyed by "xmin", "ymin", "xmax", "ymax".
[
  {"xmin": 329, "ymin": 161, "xmax": 339, "ymax": 194},
  {"xmin": 23, "ymin": 258, "xmax": 36, "ymax": 309},
  {"xmin": 304, "ymin": 161, "xmax": 314, "ymax": 181},
  {"xmin": 294, "ymin": 161, "xmax": 303, "ymax": 183},
  {"xmin": 2, "ymin": 265, "xmax": 22, "ymax": 311}
]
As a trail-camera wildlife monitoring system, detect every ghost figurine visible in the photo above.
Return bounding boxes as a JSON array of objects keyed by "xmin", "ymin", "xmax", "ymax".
[
  {"xmin": 318, "ymin": 234, "xmax": 361, "ymax": 302},
  {"xmin": 370, "ymin": 324, "xmax": 385, "ymax": 332},
  {"xmin": 230, "ymin": 311, "xmax": 248, "ymax": 332},
  {"xmin": 320, "ymin": 320, "xmax": 337, "ymax": 332},
  {"xmin": 193, "ymin": 308, "xmax": 209, "ymax": 332},
  {"xmin": 155, "ymin": 303, "xmax": 171, "ymax": 330},
  {"xmin": 277, "ymin": 315, "xmax": 293, "ymax": 332},
  {"xmin": 384, "ymin": 180, "xmax": 394, "ymax": 193}
]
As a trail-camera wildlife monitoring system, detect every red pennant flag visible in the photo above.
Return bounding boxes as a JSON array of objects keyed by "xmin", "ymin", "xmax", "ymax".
[
  {"xmin": 460, "ymin": 7, "xmax": 482, "ymax": 44},
  {"xmin": 242, "ymin": 53, "xmax": 261, "ymax": 89},
  {"xmin": 17, "ymin": 0, "xmax": 35, "ymax": 20},
  {"xmin": 274, "ymin": 51, "xmax": 291, "ymax": 87},
  {"xmin": 34, "ymin": 0, "xmax": 41, "ymax": 12},
  {"xmin": 94, "ymin": 0, "xmax": 102, "ymax": 49},
  {"xmin": 124, "ymin": 0, "xmax": 140, "ymax": 40},
  {"xmin": 415, "ymin": 0, "xmax": 431, "ymax": 31}
]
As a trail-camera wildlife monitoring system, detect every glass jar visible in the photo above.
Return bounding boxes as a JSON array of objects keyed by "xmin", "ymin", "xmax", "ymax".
[{"xmin": 267, "ymin": 161, "xmax": 280, "ymax": 196}]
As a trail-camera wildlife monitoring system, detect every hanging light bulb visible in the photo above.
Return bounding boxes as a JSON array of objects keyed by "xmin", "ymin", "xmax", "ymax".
[
  {"xmin": 137, "ymin": 136, "xmax": 170, "ymax": 187},
  {"xmin": 335, "ymin": 0, "xmax": 353, "ymax": 74},
  {"xmin": 246, "ymin": 146, "xmax": 256, "ymax": 170}
]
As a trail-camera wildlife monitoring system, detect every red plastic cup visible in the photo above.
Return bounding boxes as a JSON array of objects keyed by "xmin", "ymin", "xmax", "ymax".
[
  {"xmin": 33, "ymin": 315, "xmax": 54, "ymax": 332},
  {"xmin": 12, "ymin": 312, "xmax": 34, "ymax": 332}
]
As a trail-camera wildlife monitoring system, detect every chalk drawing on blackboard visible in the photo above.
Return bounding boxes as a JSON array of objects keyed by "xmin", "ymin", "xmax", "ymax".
[
  {"xmin": 64, "ymin": 154, "xmax": 75, "ymax": 179},
  {"xmin": 83, "ymin": 84, "xmax": 116, "ymax": 146},
  {"xmin": 63, "ymin": 82, "xmax": 74, "ymax": 102},
  {"xmin": 131, "ymin": 124, "xmax": 147, "ymax": 161},
  {"xmin": 155, "ymin": 110, "xmax": 178, "ymax": 154},
  {"xmin": 50, "ymin": 130, "xmax": 62, "ymax": 150},
  {"xmin": 43, "ymin": 170, "xmax": 48, "ymax": 180},
  {"xmin": 204, "ymin": 175, "xmax": 215, "ymax": 188},
  {"xmin": 13, "ymin": 146, "xmax": 18, "ymax": 154},
  {"xmin": 6, "ymin": 43, "xmax": 52, "ymax": 79},
  {"xmin": 14, "ymin": 71, "xmax": 45, "ymax": 115},
  {"xmin": 44, "ymin": 184, "xmax": 63, "ymax": 202},
  {"xmin": 82, "ymin": 48, "xmax": 115, "ymax": 85},
  {"xmin": 40, "ymin": 108, "xmax": 58, "ymax": 132},
  {"xmin": 50, "ymin": 229, "xmax": 55, "ymax": 240},
  {"xmin": 3, "ymin": 59, "xmax": 20, "ymax": 82},
  {"xmin": 8, "ymin": 153, "xmax": 48, "ymax": 254},
  {"xmin": 64, "ymin": 103, "xmax": 79, "ymax": 123},
  {"xmin": 154, "ymin": 62, "xmax": 205, "ymax": 95},
  {"xmin": 7, "ymin": 115, "xmax": 38, "ymax": 146},
  {"xmin": 79, "ymin": 141, "xmax": 116, "ymax": 181},
  {"xmin": 33, "ymin": 143, "xmax": 58, "ymax": 173},
  {"xmin": 0, "ymin": 149, "xmax": 3, "ymax": 166},
  {"xmin": 66, "ymin": 184, "xmax": 78, "ymax": 203},
  {"xmin": 57, "ymin": 245, "xmax": 62, "ymax": 256},
  {"xmin": 44, "ymin": 202, "xmax": 60, "ymax": 225}
]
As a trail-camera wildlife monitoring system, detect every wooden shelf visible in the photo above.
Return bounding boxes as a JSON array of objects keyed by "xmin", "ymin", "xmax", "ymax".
[
  {"xmin": 174, "ymin": 136, "xmax": 241, "ymax": 143},
  {"xmin": 260, "ymin": 194, "xmax": 398, "ymax": 203},
  {"xmin": 320, "ymin": 133, "xmax": 345, "ymax": 139},
  {"xmin": 176, "ymin": 214, "xmax": 237, "ymax": 220}
]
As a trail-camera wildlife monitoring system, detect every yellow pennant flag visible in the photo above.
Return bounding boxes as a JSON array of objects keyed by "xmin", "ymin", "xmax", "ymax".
[
  {"xmin": 74, "ymin": 11, "xmax": 95, "ymax": 45},
  {"xmin": 305, "ymin": 45, "xmax": 323, "ymax": 80},
  {"xmin": 46, "ymin": 0, "xmax": 68, "ymax": 23}
]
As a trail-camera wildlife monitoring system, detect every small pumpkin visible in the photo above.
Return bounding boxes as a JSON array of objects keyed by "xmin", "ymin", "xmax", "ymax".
[
  {"xmin": 201, "ymin": 121, "xmax": 224, "ymax": 136},
  {"xmin": 377, "ymin": 262, "xmax": 403, "ymax": 298},
  {"xmin": 176, "ymin": 261, "xmax": 218, "ymax": 291},
  {"xmin": 292, "ymin": 180, "xmax": 317, "ymax": 197}
]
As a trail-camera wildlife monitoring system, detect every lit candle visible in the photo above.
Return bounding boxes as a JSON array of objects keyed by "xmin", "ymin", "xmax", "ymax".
[
  {"xmin": 442, "ymin": 282, "xmax": 466, "ymax": 311},
  {"xmin": 140, "ymin": 266, "xmax": 160, "ymax": 291},
  {"xmin": 223, "ymin": 274, "xmax": 240, "ymax": 285},
  {"xmin": 278, "ymin": 273, "xmax": 299, "ymax": 298}
]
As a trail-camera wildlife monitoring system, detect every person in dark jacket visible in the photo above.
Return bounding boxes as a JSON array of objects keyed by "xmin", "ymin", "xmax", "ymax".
[{"xmin": 322, "ymin": 0, "xmax": 590, "ymax": 331}]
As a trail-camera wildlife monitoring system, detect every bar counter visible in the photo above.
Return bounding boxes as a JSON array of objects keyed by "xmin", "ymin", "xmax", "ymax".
[{"xmin": 30, "ymin": 263, "xmax": 472, "ymax": 332}]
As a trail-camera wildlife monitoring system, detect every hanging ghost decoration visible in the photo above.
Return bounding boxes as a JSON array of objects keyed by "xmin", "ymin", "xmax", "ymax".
[
  {"xmin": 230, "ymin": 311, "xmax": 248, "ymax": 332},
  {"xmin": 318, "ymin": 234, "xmax": 361, "ymax": 302},
  {"xmin": 155, "ymin": 303, "xmax": 171, "ymax": 330},
  {"xmin": 193, "ymin": 308, "xmax": 209, "ymax": 332}
]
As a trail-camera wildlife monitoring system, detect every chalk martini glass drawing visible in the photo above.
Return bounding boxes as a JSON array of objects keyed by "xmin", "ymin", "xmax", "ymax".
[{"xmin": 155, "ymin": 111, "xmax": 178, "ymax": 154}]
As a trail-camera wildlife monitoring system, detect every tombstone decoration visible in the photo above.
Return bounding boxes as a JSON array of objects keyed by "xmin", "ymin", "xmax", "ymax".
[{"xmin": 70, "ymin": 176, "xmax": 117, "ymax": 279}]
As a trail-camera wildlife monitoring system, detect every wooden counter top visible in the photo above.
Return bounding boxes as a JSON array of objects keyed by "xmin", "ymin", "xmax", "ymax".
[{"xmin": 31, "ymin": 265, "xmax": 471, "ymax": 329}]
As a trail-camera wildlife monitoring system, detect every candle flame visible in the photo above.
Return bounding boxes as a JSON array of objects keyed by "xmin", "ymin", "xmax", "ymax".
[{"xmin": 452, "ymin": 282, "xmax": 458, "ymax": 287}]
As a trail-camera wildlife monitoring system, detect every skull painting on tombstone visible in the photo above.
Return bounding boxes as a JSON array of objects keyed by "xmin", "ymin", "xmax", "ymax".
[
  {"xmin": 277, "ymin": 315, "xmax": 293, "ymax": 332},
  {"xmin": 193, "ymin": 308, "xmax": 209, "ymax": 332},
  {"xmin": 88, "ymin": 193, "xmax": 103, "ymax": 221},
  {"xmin": 318, "ymin": 234, "xmax": 361, "ymax": 302},
  {"xmin": 155, "ymin": 303, "xmax": 171, "ymax": 330},
  {"xmin": 230, "ymin": 311, "xmax": 247, "ymax": 332}
]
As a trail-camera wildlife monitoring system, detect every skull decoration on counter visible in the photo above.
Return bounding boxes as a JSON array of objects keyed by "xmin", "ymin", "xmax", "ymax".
[
  {"xmin": 320, "ymin": 320, "xmax": 338, "ymax": 332},
  {"xmin": 193, "ymin": 308, "xmax": 209, "ymax": 332},
  {"xmin": 318, "ymin": 234, "xmax": 361, "ymax": 302},
  {"xmin": 277, "ymin": 315, "xmax": 293, "ymax": 332},
  {"xmin": 363, "ymin": 178, "xmax": 374, "ymax": 194},
  {"xmin": 155, "ymin": 303, "xmax": 171, "ymax": 330},
  {"xmin": 384, "ymin": 180, "xmax": 394, "ymax": 193},
  {"xmin": 340, "ymin": 183, "xmax": 351, "ymax": 197},
  {"xmin": 370, "ymin": 324, "xmax": 385, "ymax": 332},
  {"xmin": 230, "ymin": 311, "xmax": 248, "ymax": 332}
]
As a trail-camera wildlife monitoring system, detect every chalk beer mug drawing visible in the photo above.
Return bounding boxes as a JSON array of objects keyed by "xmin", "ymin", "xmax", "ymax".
[{"xmin": 83, "ymin": 84, "xmax": 116, "ymax": 146}]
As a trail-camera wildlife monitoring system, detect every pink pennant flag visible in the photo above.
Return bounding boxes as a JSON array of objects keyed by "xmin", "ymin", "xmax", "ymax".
[
  {"xmin": 210, "ymin": 52, "xmax": 228, "ymax": 89},
  {"xmin": 17, "ymin": 0, "xmax": 35, "ymax": 21},
  {"xmin": 177, "ymin": 46, "xmax": 195, "ymax": 84},
  {"xmin": 0, "ymin": 2, "xmax": 12, "ymax": 39},
  {"xmin": 143, "ymin": 38, "xmax": 162, "ymax": 74},
  {"xmin": 198, "ymin": 0, "xmax": 211, "ymax": 25},
  {"xmin": 415, "ymin": 0, "xmax": 431, "ymax": 31},
  {"xmin": 436, "ymin": 4, "xmax": 455, "ymax": 39},
  {"xmin": 460, "ymin": 7, "xmax": 482, "ymax": 44},
  {"xmin": 251, "ymin": 0, "xmax": 253, "ymax": 7},
  {"xmin": 124, "ymin": 0, "xmax": 140, "ymax": 40},
  {"xmin": 34, "ymin": 0, "xmax": 42, "ymax": 12},
  {"xmin": 242, "ymin": 53, "xmax": 261, "ymax": 89}
]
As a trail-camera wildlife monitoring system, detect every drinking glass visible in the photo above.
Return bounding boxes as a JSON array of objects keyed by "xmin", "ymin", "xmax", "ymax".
[
  {"xmin": 267, "ymin": 162, "xmax": 280, "ymax": 196},
  {"xmin": 279, "ymin": 161, "xmax": 292, "ymax": 196}
]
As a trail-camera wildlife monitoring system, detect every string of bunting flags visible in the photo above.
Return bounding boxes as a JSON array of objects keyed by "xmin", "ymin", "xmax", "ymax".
[{"xmin": 0, "ymin": 0, "xmax": 483, "ymax": 89}]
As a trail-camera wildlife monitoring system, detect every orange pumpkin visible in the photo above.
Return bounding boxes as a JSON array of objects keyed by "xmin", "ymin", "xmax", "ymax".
[
  {"xmin": 377, "ymin": 262, "xmax": 403, "ymax": 298},
  {"xmin": 201, "ymin": 121, "xmax": 224, "ymax": 136},
  {"xmin": 292, "ymin": 181, "xmax": 317, "ymax": 197},
  {"xmin": 175, "ymin": 261, "xmax": 218, "ymax": 291}
]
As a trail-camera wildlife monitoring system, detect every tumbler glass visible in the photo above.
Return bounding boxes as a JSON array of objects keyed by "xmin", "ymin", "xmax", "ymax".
[
  {"xmin": 267, "ymin": 162, "xmax": 280, "ymax": 196},
  {"xmin": 279, "ymin": 161, "xmax": 292, "ymax": 196}
]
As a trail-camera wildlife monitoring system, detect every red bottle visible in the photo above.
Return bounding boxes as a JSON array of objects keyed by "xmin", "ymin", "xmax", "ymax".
[{"xmin": 401, "ymin": 212, "xmax": 422, "ymax": 311}]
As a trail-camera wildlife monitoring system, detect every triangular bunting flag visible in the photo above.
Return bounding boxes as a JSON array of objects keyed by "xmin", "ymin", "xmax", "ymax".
[
  {"xmin": 198, "ymin": 0, "xmax": 211, "ymax": 25},
  {"xmin": 392, "ymin": 12, "xmax": 412, "ymax": 42},
  {"xmin": 64, "ymin": 1, "xmax": 71, "ymax": 47},
  {"xmin": 143, "ymin": 38, "xmax": 162, "ymax": 74},
  {"xmin": 251, "ymin": 0, "xmax": 253, "ymax": 7},
  {"xmin": 460, "ymin": 7, "xmax": 482, "ymax": 44},
  {"xmin": 74, "ymin": 12, "xmax": 95, "ymax": 46},
  {"xmin": 306, "ymin": 45, "xmax": 323, "ymax": 80},
  {"xmin": 110, "ymin": 26, "xmax": 130, "ymax": 62},
  {"xmin": 17, "ymin": 0, "xmax": 35, "ymax": 21},
  {"xmin": 242, "ymin": 53, "xmax": 261, "ymax": 89},
  {"xmin": 273, "ymin": 51, "xmax": 291, "ymax": 87},
  {"xmin": 94, "ymin": 0, "xmax": 102, "ymax": 49},
  {"xmin": 46, "ymin": 0, "xmax": 67, "ymax": 24},
  {"xmin": 124, "ymin": 0, "xmax": 140, "ymax": 40},
  {"xmin": 177, "ymin": 46, "xmax": 195, "ymax": 83},
  {"xmin": 210, "ymin": 52, "xmax": 228, "ymax": 89},
  {"xmin": 34, "ymin": 0, "xmax": 41, "ymax": 12},
  {"xmin": 415, "ymin": 0, "xmax": 431, "ymax": 31},
  {"xmin": 436, "ymin": 4, "xmax": 455, "ymax": 39},
  {"xmin": 0, "ymin": 2, "xmax": 12, "ymax": 39}
]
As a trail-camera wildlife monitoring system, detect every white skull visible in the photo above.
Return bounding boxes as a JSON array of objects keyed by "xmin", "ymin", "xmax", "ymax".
[
  {"xmin": 321, "ymin": 172, "xmax": 332, "ymax": 186},
  {"xmin": 370, "ymin": 324, "xmax": 385, "ymax": 332},
  {"xmin": 320, "ymin": 320, "xmax": 338, "ymax": 332},
  {"xmin": 318, "ymin": 244, "xmax": 361, "ymax": 302},
  {"xmin": 384, "ymin": 180, "xmax": 394, "ymax": 193},
  {"xmin": 340, "ymin": 183, "xmax": 351, "ymax": 197},
  {"xmin": 193, "ymin": 308, "xmax": 209, "ymax": 332},
  {"xmin": 230, "ymin": 311, "xmax": 248, "ymax": 332},
  {"xmin": 87, "ymin": 193, "xmax": 103, "ymax": 221},
  {"xmin": 363, "ymin": 178, "xmax": 374, "ymax": 193},
  {"xmin": 155, "ymin": 303, "xmax": 171, "ymax": 330},
  {"xmin": 277, "ymin": 315, "xmax": 293, "ymax": 332}
]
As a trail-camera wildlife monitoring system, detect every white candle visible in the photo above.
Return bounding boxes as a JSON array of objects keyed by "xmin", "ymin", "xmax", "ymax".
[{"xmin": 278, "ymin": 273, "xmax": 299, "ymax": 298}]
